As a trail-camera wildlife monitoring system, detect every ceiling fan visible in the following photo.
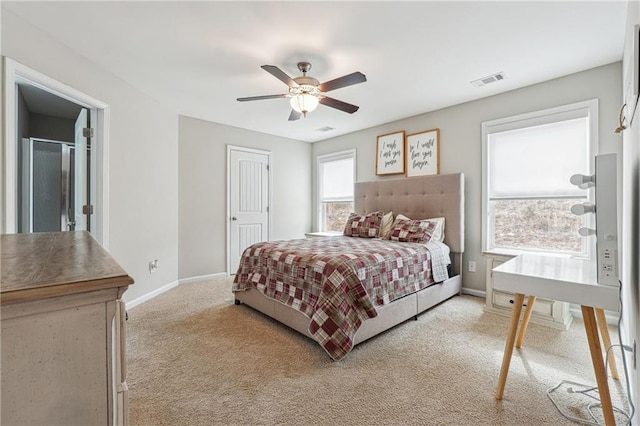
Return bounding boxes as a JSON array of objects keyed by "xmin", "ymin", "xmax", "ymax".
[{"xmin": 237, "ymin": 62, "xmax": 367, "ymax": 121}]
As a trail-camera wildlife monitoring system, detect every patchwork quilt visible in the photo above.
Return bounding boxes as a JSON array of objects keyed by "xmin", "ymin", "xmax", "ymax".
[{"xmin": 232, "ymin": 236, "xmax": 450, "ymax": 360}]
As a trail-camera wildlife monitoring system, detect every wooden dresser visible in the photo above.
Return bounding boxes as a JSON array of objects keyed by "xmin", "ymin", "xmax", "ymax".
[{"xmin": 1, "ymin": 231, "xmax": 134, "ymax": 426}]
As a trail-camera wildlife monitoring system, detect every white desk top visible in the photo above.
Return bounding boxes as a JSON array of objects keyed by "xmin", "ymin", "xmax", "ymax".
[{"xmin": 492, "ymin": 254, "xmax": 620, "ymax": 311}]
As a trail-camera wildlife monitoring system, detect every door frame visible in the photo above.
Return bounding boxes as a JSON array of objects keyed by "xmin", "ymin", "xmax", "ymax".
[
  {"xmin": 226, "ymin": 145, "xmax": 272, "ymax": 275},
  {"xmin": 3, "ymin": 57, "xmax": 111, "ymax": 247}
]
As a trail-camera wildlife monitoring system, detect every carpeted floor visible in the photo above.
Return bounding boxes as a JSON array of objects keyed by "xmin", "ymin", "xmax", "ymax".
[{"xmin": 126, "ymin": 277, "xmax": 629, "ymax": 425}]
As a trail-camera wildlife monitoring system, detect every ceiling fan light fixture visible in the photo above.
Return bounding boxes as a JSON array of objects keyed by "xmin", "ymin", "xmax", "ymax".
[
  {"xmin": 289, "ymin": 85, "xmax": 320, "ymax": 116},
  {"xmin": 289, "ymin": 94, "xmax": 319, "ymax": 116}
]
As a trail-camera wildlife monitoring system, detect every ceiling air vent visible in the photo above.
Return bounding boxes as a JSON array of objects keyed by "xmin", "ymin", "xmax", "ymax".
[
  {"xmin": 316, "ymin": 126, "xmax": 335, "ymax": 132},
  {"xmin": 470, "ymin": 72, "xmax": 505, "ymax": 87}
]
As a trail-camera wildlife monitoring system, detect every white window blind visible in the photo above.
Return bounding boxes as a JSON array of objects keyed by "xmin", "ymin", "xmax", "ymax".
[
  {"xmin": 317, "ymin": 150, "xmax": 356, "ymax": 232},
  {"xmin": 320, "ymin": 157, "xmax": 354, "ymax": 201},
  {"xmin": 488, "ymin": 118, "xmax": 589, "ymax": 199}
]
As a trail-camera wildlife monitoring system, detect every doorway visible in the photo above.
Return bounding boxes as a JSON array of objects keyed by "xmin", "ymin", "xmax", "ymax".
[
  {"xmin": 16, "ymin": 86, "xmax": 89, "ymax": 233},
  {"xmin": 3, "ymin": 58, "xmax": 110, "ymax": 246}
]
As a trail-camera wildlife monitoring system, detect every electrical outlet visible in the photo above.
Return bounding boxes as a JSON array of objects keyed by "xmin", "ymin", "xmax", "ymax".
[
  {"xmin": 149, "ymin": 259, "xmax": 159, "ymax": 273},
  {"xmin": 468, "ymin": 260, "xmax": 476, "ymax": 273}
]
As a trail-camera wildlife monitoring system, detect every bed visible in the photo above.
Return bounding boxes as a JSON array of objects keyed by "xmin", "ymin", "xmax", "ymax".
[{"xmin": 232, "ymin": 173, "xmax": 465, "ymax": 360}]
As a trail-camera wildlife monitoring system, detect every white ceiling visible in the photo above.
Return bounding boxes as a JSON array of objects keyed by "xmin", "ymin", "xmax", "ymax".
[{"xmin": 3, "ymin": 1, "xmax": 627, "ymax": 143}]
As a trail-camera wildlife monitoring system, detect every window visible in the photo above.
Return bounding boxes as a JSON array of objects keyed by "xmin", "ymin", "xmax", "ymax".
[
  {"xmin": 317, "ymin": 149, "xmax": 356, "ymax": 232},
  {"xmin": 482, "ymin": 100, "xmax": 597, "ymax": 256}
]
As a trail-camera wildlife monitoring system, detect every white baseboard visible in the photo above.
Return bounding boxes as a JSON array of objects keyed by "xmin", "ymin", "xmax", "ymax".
[
  {"xmin": 125, "ymin": 273, "xmax": 229, "ymax": 310},
  {"xmin": 462, "ymin": 287, "xmax": 486, "ymax": 298},
  {"xmin": 179, "ymin": 272, "xmax": 228, "ymax": 285},
  {"xmin": 126, "ymin": 280, "xmax": 180, "ymax": 310}
]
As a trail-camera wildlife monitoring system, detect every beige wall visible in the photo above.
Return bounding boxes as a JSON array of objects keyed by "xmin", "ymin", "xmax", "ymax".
[
  {"xmin": 178, "ymin": 116, "xmax": 312, "ymax": 278},
  {"xmin": 621, "ymin": 0, "xmax": 640, "ymax": 412},
  {"xmin": 2, "ymin": 10, "xmax": 179, "ymax": 304},
  {"xmin": 312, "ymin": 62, "xmax": 622, "ymax": 294}
]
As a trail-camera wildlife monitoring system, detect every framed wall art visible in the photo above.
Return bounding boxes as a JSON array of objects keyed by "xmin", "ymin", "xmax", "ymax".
[
  {"xmin": 406, "ymin": 128, "xmax": 440, "ymax": 177},
  {"xmin": 375, "ymin": 131, "xmax": 405, "ymax": 175}
]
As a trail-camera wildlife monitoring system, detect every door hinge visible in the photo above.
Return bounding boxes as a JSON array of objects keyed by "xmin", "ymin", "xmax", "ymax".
[
  {"xmin": 266, "ymin": 206, "xmax": 269, "ymax": 213},
  {"xmin": 266, "ymin": 164, "xmax": 269, "ymax": 171},
  {"xmin": 82, "ymin": 204, "xmax": 94, "ymax": 215},
  {"xmin": 83, "ymin": 127, "xmax": 94, "ymax": 138}
]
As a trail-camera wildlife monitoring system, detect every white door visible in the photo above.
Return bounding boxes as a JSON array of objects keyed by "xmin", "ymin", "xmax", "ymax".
[
  {"xmin": 74, "ymin": 108, "xmax": 88, "ymax": 231},
  {"xmin": 228, "ymin": 147, "xmax": 270, "ymax": 274}
]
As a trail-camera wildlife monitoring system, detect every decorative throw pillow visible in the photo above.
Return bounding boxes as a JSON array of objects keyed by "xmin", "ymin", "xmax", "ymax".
[
  {"xmin": 389, "ymin": 218, "xmax": 437, "ymax": 243},
  {"xmin": 392, "ymin": 214, "xmax": 445, "ymax": 242},
  {"xmin": 343, "ymin": 211, "xmax": 384, "ymax": 238},
  {"xmin": 379, "ymin": 211, "xmax": 394, "ymax": 239}
]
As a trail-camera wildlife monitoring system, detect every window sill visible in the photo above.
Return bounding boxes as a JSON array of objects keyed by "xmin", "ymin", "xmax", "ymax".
[{"xmin": 483, "ymin": 248, "xmax": 586, "ymax": 260}]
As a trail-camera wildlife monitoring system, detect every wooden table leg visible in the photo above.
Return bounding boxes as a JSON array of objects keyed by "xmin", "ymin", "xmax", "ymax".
[
  {"xmin": 582, "ymin": 306, "xmax": 615, "ymax": 426},
  {"xmin": 516, "ymin": 295, "xmax": 536, "ymax": 348},
  {"xmin": 595, "ymin": 308, "xmax": 619, "ymax": 380},
  {"xmin": 496, "ymin": 293, "xmax": 525, "ymax": 400}
]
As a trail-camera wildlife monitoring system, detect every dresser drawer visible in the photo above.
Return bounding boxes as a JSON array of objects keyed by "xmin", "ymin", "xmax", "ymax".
[
  {"xmin": 485, "ymin": 254, "xmax": 572, "ymax": 330},
  {"xmin": 492, "ymin": 290, "xmax": 553, "ymax": 317}
]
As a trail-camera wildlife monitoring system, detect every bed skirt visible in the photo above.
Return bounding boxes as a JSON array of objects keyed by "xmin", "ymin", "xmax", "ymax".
[{"xmin": 234, "ymin": 274, "xmax": 461, "ymax": 346}]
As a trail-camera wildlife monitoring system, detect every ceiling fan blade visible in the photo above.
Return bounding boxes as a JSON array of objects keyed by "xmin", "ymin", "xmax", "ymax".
[
  {"xmin": 319, "ymin": 96, "xmax": 360, "ymax": 114},
  {"xmin": 261, "ymin": 65, "xmax": 299, "ymax": 88},
  {"xmin": 288, "ymin": 110, "xmax": 302, "ymax": 121},
  {"xmin": 237, "ymin": 94, "xmax": 288, "ymax": 102},
  {"xmin": 318, "ymin": 72, "xmax": 367, "ymax": 93}
]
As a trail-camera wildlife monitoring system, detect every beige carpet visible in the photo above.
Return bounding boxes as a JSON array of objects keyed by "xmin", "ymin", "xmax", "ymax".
[{"xmin": 126, "ymin": 277, "xmax": 629, "ymax": 425}]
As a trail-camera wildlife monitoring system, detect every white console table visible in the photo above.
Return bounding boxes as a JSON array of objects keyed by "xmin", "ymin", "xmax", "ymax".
[{"xmin": 492, "ymin": 254, "xmax": 620, "ymax": 426}]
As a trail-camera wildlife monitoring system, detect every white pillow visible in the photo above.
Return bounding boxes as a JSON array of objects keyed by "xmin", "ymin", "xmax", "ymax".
[
  {"xmin": 427, "ymin": 217, "xmax": 446, "ymax": 243},
  {"xmin": 395, "ymin": 213, "xmax": 411, "ymax": 222},
  {"xmin": 392, "ymin": 214, "xmax": 445, "ymax": 243}
]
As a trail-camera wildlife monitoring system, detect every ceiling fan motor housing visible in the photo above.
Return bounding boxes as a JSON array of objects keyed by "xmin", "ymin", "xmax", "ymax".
[
  {"xmin": 293, "ymin": 76, "xmax": 320, "ymax": 88},
  {"xmin": 297, "ymin": 61, "xmax": 312, "ymax": 74}
]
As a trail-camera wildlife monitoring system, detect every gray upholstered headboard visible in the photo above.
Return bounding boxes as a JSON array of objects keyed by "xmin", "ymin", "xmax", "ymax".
[{"xmin": 354, "ymin": 173, "xmax": 465, "ymax": 256}]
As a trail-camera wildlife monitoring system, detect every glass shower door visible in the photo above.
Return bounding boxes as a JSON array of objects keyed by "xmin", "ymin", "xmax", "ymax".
[{"xmin": 24, "ymin": 139, "xmax": 76, "ymax": 233}]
